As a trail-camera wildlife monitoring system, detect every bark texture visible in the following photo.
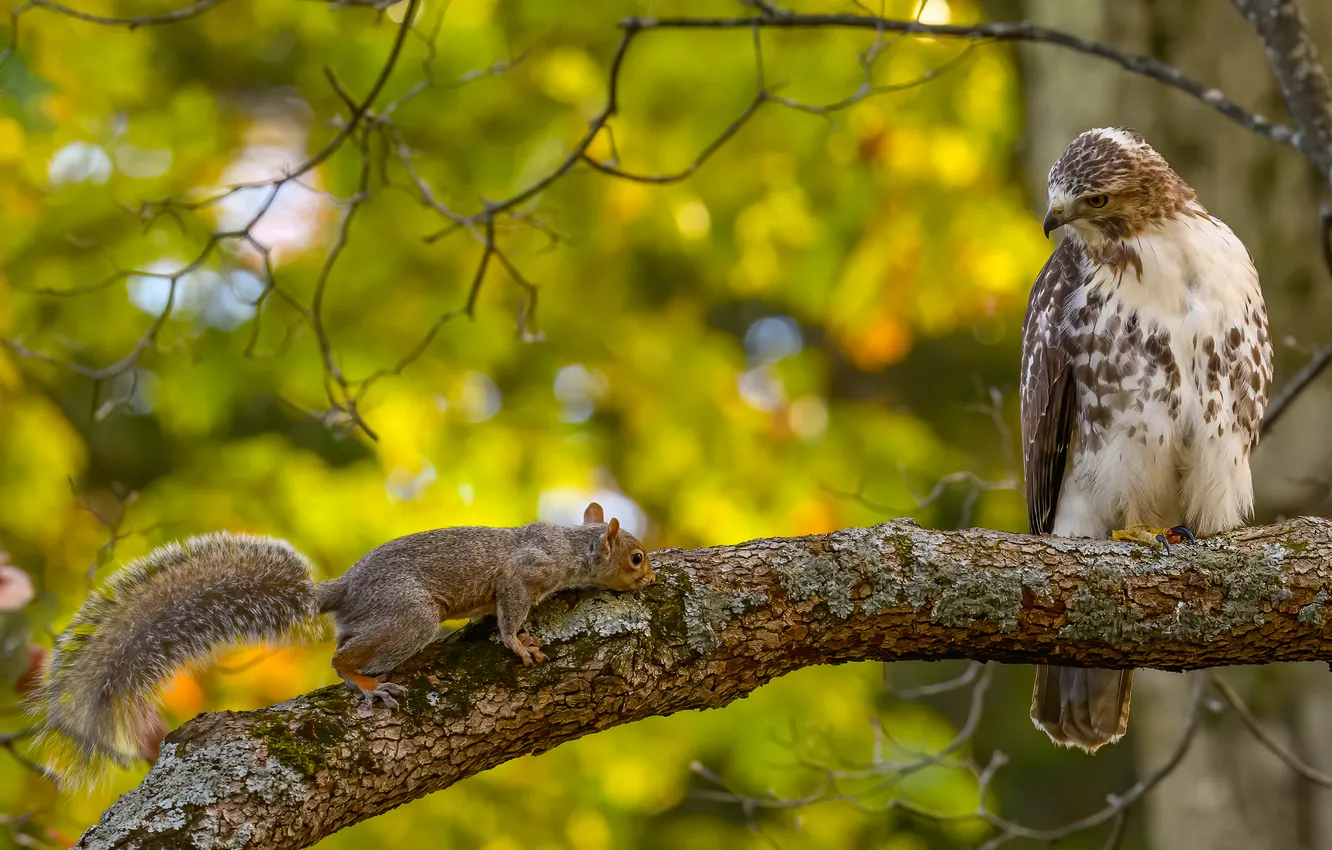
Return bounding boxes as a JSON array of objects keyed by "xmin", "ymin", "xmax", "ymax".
[{"xmin": 77, "ymin": 517, "xmax": 1332, "ymax": 850}]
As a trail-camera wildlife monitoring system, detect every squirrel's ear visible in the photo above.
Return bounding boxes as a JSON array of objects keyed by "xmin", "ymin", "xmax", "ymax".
[
  {"xmin": 583, "ymin": 502, "xmax": 605, "ymax": 524},
  {"xmin": 606, "ymin": 517, "xmax": 620, "ymax": 544}
]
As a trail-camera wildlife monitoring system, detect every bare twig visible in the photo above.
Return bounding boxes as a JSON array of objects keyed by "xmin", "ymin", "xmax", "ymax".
[
  {"xmin": 1261, "ymin": 206, "xmax": 1332, "ymax": 437},
  {"xmin": 622, "ymin": 14, "xmax": 1296, "ymax": 147},
  {"xmin": 697, "ymin": 668, "xmax": 1206, "ymax": 849},
  {"xmin": 1, "ymin": 727, "xmax": 53, "ymax": 779},
  {"xmin": 1263, "ymin": 341, "xmax": 1332, "ymax": 435},
  {"xmin": 897, "ymin": 675, "xmax": 1206, "ymax": 848},
  {"xmin": 28, "ymin": 0, "xmax": 227, "ymax": 28},
  {"xmin": 822, "ymin": 387, "xmax": 1017, "ymax": 528},
  {"xmin": 1, "ymin": 0, "xmax": 228, "ymax": 70},
  {"xmin": 1211, "ymin": 674, "xmax": 1332, "ymax": 788},
  {"xmin": 886, "ymin": 660, "xmax": 982, "ymax": 700}
]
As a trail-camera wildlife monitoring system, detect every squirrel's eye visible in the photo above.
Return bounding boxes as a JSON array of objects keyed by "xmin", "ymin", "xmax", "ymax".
[
  {"xmin": 631, "ymin": 552, "xmax": 643, "ymax": 566},
  {"xmin": 1085, "ymin": 194, "xmax": 1109, "ymax": 208}
]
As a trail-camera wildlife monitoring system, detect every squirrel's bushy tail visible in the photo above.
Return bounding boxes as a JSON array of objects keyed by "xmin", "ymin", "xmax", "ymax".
[{"xmin": 32, "ymin": 532, "xmax": 325, "ymax": 786}]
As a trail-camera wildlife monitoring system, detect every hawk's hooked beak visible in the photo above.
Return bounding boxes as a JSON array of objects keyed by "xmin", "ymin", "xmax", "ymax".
[{"xmin": 1042, "ymin": 204, "xmax": 1066, "ymax": 238}]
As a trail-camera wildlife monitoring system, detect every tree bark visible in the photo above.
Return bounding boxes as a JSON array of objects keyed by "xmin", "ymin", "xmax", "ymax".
[{"xmin": 75, "ymin": 517, "xmax": 1332, "ymax": 850}]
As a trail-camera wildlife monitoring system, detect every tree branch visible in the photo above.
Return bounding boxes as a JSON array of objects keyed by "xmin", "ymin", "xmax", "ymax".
[
  {"xmin": 623, "ymin": 13, "xmax": 1298, "ymax": 147},
  {"xmin": 72, "ymin": 516, "xmax": 1332, "ymax": 849},
  {"xmin": 1230, "ymin": 0, "xmax": 1332, "ymax": 177},
  {"xmin": 26, "ymin": 0, "xmax": 228, "ymax": 28}
]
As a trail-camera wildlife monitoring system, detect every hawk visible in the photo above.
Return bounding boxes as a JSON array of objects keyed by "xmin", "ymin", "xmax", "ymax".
[{"xmin": 1021, "ymin": 128, "xmax": 1273, "ymax": 752}]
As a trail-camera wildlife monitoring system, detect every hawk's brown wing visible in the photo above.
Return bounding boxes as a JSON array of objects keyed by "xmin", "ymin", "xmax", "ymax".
[{"xmin": 1020, "ymin": 241, "xmax": 1083, "ymax": 536}]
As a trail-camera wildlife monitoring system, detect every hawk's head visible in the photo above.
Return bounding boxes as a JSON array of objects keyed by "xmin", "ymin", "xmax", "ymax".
[{"xmin": 1042, "ymin": 128, "xmax": 1197, "ymax": 243}]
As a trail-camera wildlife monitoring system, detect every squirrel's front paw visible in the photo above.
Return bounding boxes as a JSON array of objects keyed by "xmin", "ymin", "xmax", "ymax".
[{"xmin": 505, "ymin": 633, "xmax": 548, "ymax": 665}]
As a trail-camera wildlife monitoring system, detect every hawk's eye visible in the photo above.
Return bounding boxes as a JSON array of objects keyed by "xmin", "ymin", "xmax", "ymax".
[
  {"xmin": 1085, "ymin": 194, "xmax": 1109, "ymax": 209},
  {"xmin": 631, "ymin": 552, "xmax": 644, "ymax": 566}
]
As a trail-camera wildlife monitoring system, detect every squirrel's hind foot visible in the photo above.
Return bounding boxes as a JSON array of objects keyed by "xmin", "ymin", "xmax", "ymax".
[
  {"xmin": 504, "ymin": 632, "xmax": 548, "ymax": 665},
  {"xmin": 334, "ymin": 656, "xmax": 408, "ymax": 710},
  {"xmin": 359, "ymin": 682, "xmax": 406, "ymax": 711}
]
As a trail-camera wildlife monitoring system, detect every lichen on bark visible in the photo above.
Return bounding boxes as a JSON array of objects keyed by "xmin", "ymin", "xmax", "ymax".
[{"xmin": 74, "ymin": 517, "xmax": 1332, "ymax": 850}]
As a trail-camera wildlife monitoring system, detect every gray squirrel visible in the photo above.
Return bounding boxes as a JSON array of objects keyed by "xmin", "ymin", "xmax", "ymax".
[{"xmin": 31, "ymin": 502, "xmax": 654, "ymax": 786}]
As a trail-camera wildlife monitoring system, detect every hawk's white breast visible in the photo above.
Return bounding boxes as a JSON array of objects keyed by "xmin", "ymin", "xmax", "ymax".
[{"xmin": 1052, "ymin": 203, "xmax": 1270, "ymax": 538}]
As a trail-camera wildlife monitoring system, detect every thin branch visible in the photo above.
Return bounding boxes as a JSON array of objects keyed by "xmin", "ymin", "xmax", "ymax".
[
  {"xmin": 1211, "ymin": 674, "xmax": 1332, "ymax": 788},
  {"xmin": 1261, "ymin": 204, "xmax": 1332, "ymax": 436},
  {"xmin": 308, "ymin": 129, "xmax": 375, "ymax": 436},
  {"xmin": 886, "ymin": 660, "xmax": 982, "ymax": 700},
  {"xmin": 1263, "ymin": 341, "xmax": 1332, "ymax": 435},
  {"xmin": 822, "ymin": 387, "xmax": 1017, "ymax": 529},
  {"xmin": 481, "ymin": 25, "xmax": 639, "ymax": 218},
  {"xmin": 699, "ymin": 665, "xmax": 1205, "ymax": 850},
  {"xmin": 2, "ymin": 0, "xmax": 228, "ymax": 70},
  {"xmin": 891, "ymin": 675, "xmax": 1205, "ymax": 847},
  {"xmin": 27, "ymin": 0, "xmax": 227, "ymax": 28},
  {"xmin": 621, "ymin": 14, "xmax": 1297, "ymax": 147},
  {"xmin": 5, "ymin": 0, "xmax": 422, "ymax": 431},
  {"xmin": 1, "ymin": 727, "xmax": 54, "ymax": 779}
]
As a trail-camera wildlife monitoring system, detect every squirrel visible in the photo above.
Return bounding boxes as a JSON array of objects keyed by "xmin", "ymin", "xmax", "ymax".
[{"xmin": 30, "ymin": 502, "xmax": 654, "ymax": 786}]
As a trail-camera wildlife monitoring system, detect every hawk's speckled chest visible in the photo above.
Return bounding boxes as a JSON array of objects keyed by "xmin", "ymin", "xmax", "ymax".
[{"xmin": 1055, "ymin": 208, "xmax": 1271, "ymax": 534}]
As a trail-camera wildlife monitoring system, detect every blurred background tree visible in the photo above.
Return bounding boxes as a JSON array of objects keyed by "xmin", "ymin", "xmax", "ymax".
[{"xmin": 0, "ymin": 0, "xmax": 1329, "ymax": 848}]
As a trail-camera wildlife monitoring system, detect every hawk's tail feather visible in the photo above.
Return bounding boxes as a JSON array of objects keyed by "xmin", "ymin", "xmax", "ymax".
[{"xmin": 1030, "ymin": 665, "xmax": 1132, "ymax": 753}]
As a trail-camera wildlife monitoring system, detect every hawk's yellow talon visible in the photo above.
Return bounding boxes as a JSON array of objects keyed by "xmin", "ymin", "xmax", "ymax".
[{"xmin": 1108, "ymin": 524, "xmax": 1195, "ymax": 551}]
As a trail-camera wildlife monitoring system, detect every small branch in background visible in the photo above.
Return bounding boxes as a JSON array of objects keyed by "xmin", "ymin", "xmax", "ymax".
[
  {"xmin": 1210, "ymin": 674, "xmax": 1332, "ymax": 788},
  {"xmin": 822, "ymin": 386, "xmax": 1018, "ymax": 529},
  {"xmin": 694, "ymin": 668, "xmax": 1206, "ymax": 850},
  {"xmin": 1, "ymin": 810, "xmax": 59, "ymax": 849},
  {"xmin": 211, "ymin": 650, "xmax": 278, "ymax": 676},
  {"xmin": 67, "ymin": 480, "xmax": 175, "ymax": 584},
  {"xmin": 899, "ymin": 675, "xmax": 1203, "ymax": 849},
  {"xmin": 1261, "ymin": 203, "xmax": 1332, "ymax": 437},
  {"xmin": 308, "ymin": 128, "xmax": 376, "ymax": 437},
  {"xmin": 1, "ymin": 0, "xmax": 229, "ymax": 69},
  {"xmin": 884, "ymin": 659, "xmax": 981, "ymax": 700},
  {"xmin": 0, "ymin": 727, "xmax": 53, "ymax": 779},
  {"xmin": 692, "ymin": 664, "xmax": 994, "ymax": 838},
  {"xmin": 27, "ymin": 0, "xmax": 228, "ymax": 29},
  {"xmin": 1263, "ymin": 340, "xmax": 1332, "ymax": 436},
  {"xmin": 624, "ymin": 13, "xmax": 1297, "ymax": 147},
  {"xmin": 821, "ymin": 458, "xmax": 1015, "ymax": 527}
]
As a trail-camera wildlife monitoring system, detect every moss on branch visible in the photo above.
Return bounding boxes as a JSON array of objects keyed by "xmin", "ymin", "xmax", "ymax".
[{"xmin": 76, "ymin": 517, "xmax": 1332, "ymax": 850}]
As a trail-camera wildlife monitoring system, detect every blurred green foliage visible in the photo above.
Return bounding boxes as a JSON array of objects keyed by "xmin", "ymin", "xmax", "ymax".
[{"xmin": 0, "ymin": 0, "xmax": 1134, "ymax": 847}]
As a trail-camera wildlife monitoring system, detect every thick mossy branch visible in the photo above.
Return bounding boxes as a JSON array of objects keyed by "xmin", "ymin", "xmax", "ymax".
[{"xmin": 78, "ymin": 517, "xmax": 1332, "ymax": 849}]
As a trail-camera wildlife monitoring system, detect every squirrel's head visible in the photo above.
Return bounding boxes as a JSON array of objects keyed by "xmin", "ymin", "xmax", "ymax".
[{"xmin": 582, "ymin": 502, "xmax": 655, "ymax": 591}]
